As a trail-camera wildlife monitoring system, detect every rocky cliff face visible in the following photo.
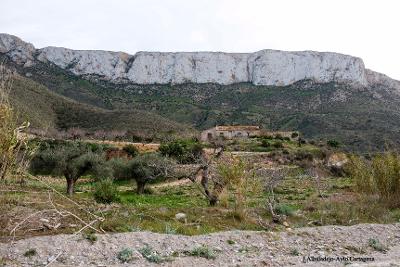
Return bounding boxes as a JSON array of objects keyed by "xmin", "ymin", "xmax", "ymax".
[
  {"xmin": 0, "ymin": 33, "xmax": 35, "ymax": 67},
  {"xmin": 1, "ymin": 33, "xmax": 398, "ymax": 89}
]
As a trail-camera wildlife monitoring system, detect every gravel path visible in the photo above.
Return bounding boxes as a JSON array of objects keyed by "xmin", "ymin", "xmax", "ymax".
[{"xmin": 1, "ymin": 223, "xmax": 399, "ymax": 266}]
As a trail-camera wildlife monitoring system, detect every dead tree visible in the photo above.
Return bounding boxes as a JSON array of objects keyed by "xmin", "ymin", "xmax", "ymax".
[
  {"xmin": 256, "ymin": 168, "xmax": 287, "ymax": 223},
  {"xmin": 187, "ymin": 145, "xmax": 226, "ymax": 206}
]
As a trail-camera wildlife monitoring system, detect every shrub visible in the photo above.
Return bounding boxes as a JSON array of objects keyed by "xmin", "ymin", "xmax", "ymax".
[
  {"xmin": 275, "ymin": 134, "xmax": 283, "ymax": 140},
  {"xmin": 93, "ymin": 179, "xmax": 119, "ymax": 204},
  {"xmin": 84, "ymin": 232, "xmax": 98, "ymax": 244},
  {"xmin": 291, "ymin": 132, "xmax": 299, "ymax": 138},
  {"xmin": 348, "ymin": 152, "xmax": 400, "ymax": 207},
  {"xmin": 117, "ymin": 248, "xmax": 133, "ymax": 263},
  {"xmin": 261, "ymin": 139, "xmax": 270, "ymax": 148},
  {"xmin": 294, "ymin": 151, "xmax": 314, "ymax": 161},
  {"xmin": 327, "ymin": 139, "xmax": 340, "ymax": 148},
  {"xmin": 297, "ymin": 138, "xmax": 307, "ymax": 146},
  {"xmin": 274, "ymin": 204, "xmax": 295, "ymax": 216},
  {"xmin": 290, "ymin": 248, "xmax": 300, "ymax": 256},
  {"xmin": 23, "ymin": 248, "xmax": 37, "ymax": 257},
  {"xmin": 122, "ymin": 144, "xmax": 139, "ymax": 158},
  {"xmin": 272, "ymin": 141, "xmax": 283, "ymax": 149},
  {"xmin": 108, "ymin": 158, "xmax": 129, "ymax": 180},
  {"xmin": 184, "ymin": 246, "xmax": 217, "ymax": 259},
  {"xmin": 139, "ymin": 245, "xmax": 166, "ymax": 263},
  {"xmin": 159, "ymin": 139, "xmax": 203, "ymax": 164},
  {"xmin": 368, "ymin": 238, "xmax": 387, "ymax": 252}
]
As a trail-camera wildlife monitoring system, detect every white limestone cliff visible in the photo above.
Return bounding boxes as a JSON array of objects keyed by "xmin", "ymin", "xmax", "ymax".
[
  {"xmin": 0, "ymin": 34, "xmax": 35, "ymax": 67},
  {"xmin": 0, "ymin": 33, "xmax": 398, "ymax": 89},
  {"xmin": 248, "ymin": 50, "xmax": 367, "ymax": 86},
  {"xmin": 366, "ymin": 69, "xmax": 400, "ymax": 92}
]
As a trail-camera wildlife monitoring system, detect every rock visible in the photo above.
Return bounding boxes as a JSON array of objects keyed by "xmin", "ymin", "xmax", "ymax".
[
  {"xmin": 175, "ymin": 213, "xmax": 187, "ymax": 222},
  {"xmin": 282, "ymin": 221, "xmax": 290, "ymax": 227},
  {"xmin": 326, "ymin": 152, "xmax": 349, "ymax": 176},
  {"xmin": 2, "ymin": 33, "xmax": 400, "ymax": 90},
  {"xmin": 0, "ymin": 33, "xmax": 35, "ymax": 65},
  {"xmin": 37, "ymin": 48, "xmax": 368, "ymax": 86},
  {"xmin": 47, "ymin": 255, "xmax": 57, "ymax": 263}
]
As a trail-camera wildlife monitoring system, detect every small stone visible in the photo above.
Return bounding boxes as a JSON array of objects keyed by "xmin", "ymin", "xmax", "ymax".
[
  {"xmin": 47, "ymin": 255, "xmax": 57, "ymax": 263},
  {"xmin": 175, "ymin": 213, "xmax": 187, "ymax": 222},
  {"xmin": 282, "ymin": 221, "xmax": 290, "ymax": 227}
]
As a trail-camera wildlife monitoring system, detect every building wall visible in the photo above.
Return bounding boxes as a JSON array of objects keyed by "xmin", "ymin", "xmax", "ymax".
[
  {"xmin": 200, "ymin": 128, "xmax": 261, "ymax": 141},
  {"xmin": 200, "ymin": 128, "xmax": 216, "ymax": 141}
]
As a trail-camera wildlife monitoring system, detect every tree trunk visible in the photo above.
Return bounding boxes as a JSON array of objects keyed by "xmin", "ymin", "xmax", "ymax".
[
  {"xmin": 66, "ymin": 178, "xmax": 75, "ymax": 196},
  {"xmin": 209, "ymin": 196, "xmax": 218, "ymax": 206},
  {"xmin": 136, "ymin": 181, "xmax": 146, "ymax": 194}
]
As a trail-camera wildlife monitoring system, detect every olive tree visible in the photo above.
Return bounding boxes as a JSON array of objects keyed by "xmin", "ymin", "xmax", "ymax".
[
  {"xmin": 125, "ymin": 153, "xmax": 175, "ymax": 194},
  {"xmin": 30, "ymin": 143, "xmax": 110, "ymax": 195}
]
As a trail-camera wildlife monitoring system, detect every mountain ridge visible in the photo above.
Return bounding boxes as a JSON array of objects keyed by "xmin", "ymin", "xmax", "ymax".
[{"xmin": 2, "ymin": 33, "xmax": 399, "ymax": 90}]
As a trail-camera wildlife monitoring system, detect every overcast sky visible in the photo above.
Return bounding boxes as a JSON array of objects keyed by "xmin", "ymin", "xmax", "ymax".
[{"xmin": 1, "ymin": 0, "xmax": 399, "ymax": 79}]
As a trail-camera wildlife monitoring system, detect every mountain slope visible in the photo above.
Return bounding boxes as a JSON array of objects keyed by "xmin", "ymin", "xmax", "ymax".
[
  {"xmin": 2, "ymin": 33, "xmax": 400, "ymax": 151},
  {"xmin": 4, "ymin": 61, "xmax": 194, "ymax": 139},
  {"xmin": 10, "ymin": 57, "xmax": 400, "ymax": 151}
]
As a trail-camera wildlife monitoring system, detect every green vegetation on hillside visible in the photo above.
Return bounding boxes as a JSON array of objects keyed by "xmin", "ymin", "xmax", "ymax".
[
  {"xmin": 4, "ymin": 54, "xmax": 400, "ymax": 151},
  {"xmin": 3, "ymin": 59, "xmax": 194, "ymax": 140}
]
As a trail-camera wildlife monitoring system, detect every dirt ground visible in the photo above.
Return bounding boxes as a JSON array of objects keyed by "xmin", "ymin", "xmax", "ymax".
[{"xmin": 1, "ymin": 223, "xmax": 399, "ymax": 266}]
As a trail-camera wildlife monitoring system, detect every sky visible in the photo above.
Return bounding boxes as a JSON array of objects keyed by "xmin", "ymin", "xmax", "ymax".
[{"xmin": 1, "ymin": 0, "xmax": 399, "ymax": 79}]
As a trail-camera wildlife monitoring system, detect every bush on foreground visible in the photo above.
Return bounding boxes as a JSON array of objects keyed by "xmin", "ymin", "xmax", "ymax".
[
  {"xmin": 159, "ymin": 139, "xmax": 203, "ymax": 164},
  {"xmin": 348, "ymin": 152, "xmax": 400, "ymax": 207}
]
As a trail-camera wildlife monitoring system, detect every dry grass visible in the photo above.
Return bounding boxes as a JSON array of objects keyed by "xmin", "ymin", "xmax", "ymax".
[
  {"xmin": 217, "ymin": 157, "xmax": 262, "ymax": 219},
  {"xmin": 348, "ymin": 152, "xmax": 400, "ymax": 207},
  {"xmin": 0, "ymin": 65, "xmax": 31, "ymax": 180}
]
